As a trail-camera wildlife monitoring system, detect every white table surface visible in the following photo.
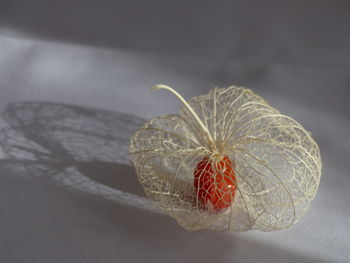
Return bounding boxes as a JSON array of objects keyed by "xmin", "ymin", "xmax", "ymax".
[{"xmin": 0, "ymin": 1, "xmax": 349, "ymax": 262}]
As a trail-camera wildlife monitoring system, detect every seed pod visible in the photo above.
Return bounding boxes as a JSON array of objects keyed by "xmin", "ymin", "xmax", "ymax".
[{"xmin": 129, "ymin": 85, "xmax": 322, "ymax": 232}]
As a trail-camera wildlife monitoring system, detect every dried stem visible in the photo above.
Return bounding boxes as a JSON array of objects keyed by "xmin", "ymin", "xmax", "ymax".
[{"xmin": 151, "ymin": 84, "xmax": 218, "ymax": 153}]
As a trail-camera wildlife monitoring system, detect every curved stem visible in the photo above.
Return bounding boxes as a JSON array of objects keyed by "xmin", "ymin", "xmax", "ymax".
[{"xmin": 151, "ymin": 84, "xmax": 218, "ymax": 152}]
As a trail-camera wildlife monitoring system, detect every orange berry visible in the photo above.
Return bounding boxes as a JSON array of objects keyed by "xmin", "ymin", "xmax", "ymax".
[{"xmin": 194, "ymin": 155, "xmax": 236, "ymax": 211}]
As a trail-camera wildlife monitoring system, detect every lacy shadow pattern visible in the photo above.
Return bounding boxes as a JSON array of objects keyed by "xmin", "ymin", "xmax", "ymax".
[{"xmin": 0, "ymin": 102, "xmax": 157, "ymax": 211}]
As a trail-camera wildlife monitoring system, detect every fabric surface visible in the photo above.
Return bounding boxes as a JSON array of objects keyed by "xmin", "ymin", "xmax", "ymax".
[{"xmin": 0, "ymin": 0, "xmax": 349, "ymax": 262}]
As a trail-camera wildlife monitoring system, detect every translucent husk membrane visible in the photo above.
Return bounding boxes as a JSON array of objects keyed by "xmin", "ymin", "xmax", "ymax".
[{"xmin": 129, "ymin": 85, "xmax": 322, "ymax": 232}]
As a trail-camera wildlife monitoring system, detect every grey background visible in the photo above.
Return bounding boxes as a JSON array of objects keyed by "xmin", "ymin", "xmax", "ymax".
[{"xmin": 0, "ymin": 0, "xmax": 349, "ymax": 262}]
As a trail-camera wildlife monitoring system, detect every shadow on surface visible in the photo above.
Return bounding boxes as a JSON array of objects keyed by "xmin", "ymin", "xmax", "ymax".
[
  {"xmin": 0, "ymin": 0, "xmax": 231, "ymax": 57},
  {"xmin": 1, "ymin": 0, "xmax": 349, "ymax": 118},
  {"xmin": 0, "ymin": 102, "xmax": 328, "ymax": 262},
  {"xmin": 1, "ymin": 0, "xmax": 349, "ymax": 64},
  {"xmin": 0, "ymin": 101, "xmax": 153, "ymax": 210}
]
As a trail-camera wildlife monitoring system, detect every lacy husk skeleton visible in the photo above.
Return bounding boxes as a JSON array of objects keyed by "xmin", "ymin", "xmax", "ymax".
[{"xmin": 129, "ymin": 85, "xmax": 322, "ymax": 232}]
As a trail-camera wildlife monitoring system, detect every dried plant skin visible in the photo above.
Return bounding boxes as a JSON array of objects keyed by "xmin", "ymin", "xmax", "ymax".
[{"xmin": 129, "ymin": 86, "xmax": 322, "ymax": 232}]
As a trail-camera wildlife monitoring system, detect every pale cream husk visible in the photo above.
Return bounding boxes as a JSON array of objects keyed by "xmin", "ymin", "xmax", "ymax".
[{"xmin": 129, "ymin": 86, "xmax": 322, "ymax": 232}]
